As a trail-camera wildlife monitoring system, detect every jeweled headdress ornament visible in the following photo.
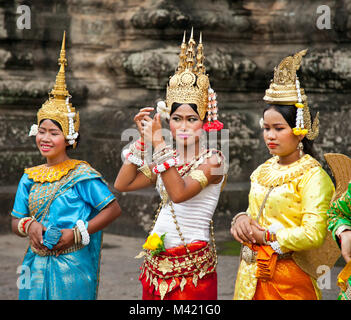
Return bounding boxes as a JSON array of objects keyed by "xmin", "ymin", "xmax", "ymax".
[
  {"xmin": 157, "ymin": 29, "xmax": 223, "ymax": 131},
  {"xmin": 29, "ymin": 31, "xmax": 80, "ymax": 148},
  {"xmin": 263, "ymin": 49, "xmax": 319, "ymax": 140}
]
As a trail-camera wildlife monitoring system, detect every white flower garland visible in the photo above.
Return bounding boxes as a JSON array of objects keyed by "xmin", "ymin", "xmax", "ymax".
[
  {"xmin": 76, "ymin": 219, "xmax": 90, "ymax": 246},
  {"xmin": 122, "ymin": 148, "xmax": 144, "ymax": 167},
  {"xmin": 295, "ymin": 79, "xmax": 304, "ymax": 130},
  {"xmin": 65, "ymin": 96, "xmax": 78, "ymax": 145},
  {"xmin": 152, "ymin": 157, "xmax": 178, "ymax": 174}
]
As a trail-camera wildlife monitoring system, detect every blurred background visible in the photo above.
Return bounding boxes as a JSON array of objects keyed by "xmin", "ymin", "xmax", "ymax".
[{"xmin": 0, "ymin": 0, "xmax": 350, "ymax": 238}]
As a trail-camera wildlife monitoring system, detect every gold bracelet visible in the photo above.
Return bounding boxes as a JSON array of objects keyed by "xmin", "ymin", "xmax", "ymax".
[
  {"xmin": 188, "ymin": 169, "xmax": 208, "ymax": 189},
  {"xmin": 231, "ymin": 212, "xmax": 249, "ymax": 227},
  {"xmin": 17, "ymin": 218, "xmax": 27, "ymax": 236},
  {"xmin": 25, "ymin": 217, "xmax": 36, "ymax": 235},
  {"xmin": 138, "ymin": 164, "xmax": 153, "ymax": 180}
]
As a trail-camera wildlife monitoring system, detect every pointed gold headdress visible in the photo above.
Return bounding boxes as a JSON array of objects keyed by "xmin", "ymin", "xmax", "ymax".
[
  {"xmin": 263, "ymin": 49, "xmax": 319, "ymax": 140},
  {"xmin": 34, "ymin": 31, "xmax": 80, "ymax": 148},
  {"xmin": 159, "ymin": 29, "xmax": 223, "ymax": 131}
]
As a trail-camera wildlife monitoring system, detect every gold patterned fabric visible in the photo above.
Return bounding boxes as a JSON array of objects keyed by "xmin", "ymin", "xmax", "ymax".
[{"xmin": 234, "ymin": 154, "xmax": 335, "ymax": 300}]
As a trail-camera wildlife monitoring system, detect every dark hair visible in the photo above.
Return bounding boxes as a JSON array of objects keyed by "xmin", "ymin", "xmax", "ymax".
[
  {"xmin": 263, "ymin": 104, "xmax": 316, "ymax": 158},
  {"xmin": 39, "ymin": 119, "xmax": 80, "ymax": 150},
  {"xmin": 170, "ymin": 102, "xmax": 199, "ymax": 116}
]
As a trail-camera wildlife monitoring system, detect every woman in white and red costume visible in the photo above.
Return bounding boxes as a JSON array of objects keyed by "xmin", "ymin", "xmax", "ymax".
[{"xmin": 114, "ymin": 29, "xmax": 226, "ymax": 300}]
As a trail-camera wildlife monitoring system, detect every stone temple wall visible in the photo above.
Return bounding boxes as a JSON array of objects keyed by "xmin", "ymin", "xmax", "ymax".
[{"xmin": 0, "ymin": 0, "xmax": 350, "ymax": 237}]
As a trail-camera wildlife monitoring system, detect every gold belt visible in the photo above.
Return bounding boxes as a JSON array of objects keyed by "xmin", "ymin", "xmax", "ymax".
[
  {"xmin": 241, "ymin": 245, "xmax": 293, "ymax": 264},
  {"xmin": 143, "ymin": 244, "xmax": 217, "ymax": 279},
  {"xmin": 30, "ymin": 243, "xmax": 84, "ymax": 256},
  {"xmin": 140, "ymin": 244, "xmax": 217, "ymax": 300}
]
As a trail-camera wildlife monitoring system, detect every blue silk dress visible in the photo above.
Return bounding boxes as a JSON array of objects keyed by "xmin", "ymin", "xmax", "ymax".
[{"xmin": 11, "ymin": 160, "xmax": 116, "ymax": 300}]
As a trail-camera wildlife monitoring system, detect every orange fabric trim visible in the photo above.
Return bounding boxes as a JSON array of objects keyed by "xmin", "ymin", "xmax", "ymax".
[
  {"xmin": 245, "ymin": 243, "xmax": 278, "ymax": 280},
  {"xmin": 337, "ymin": 260, "xmax": 351, "ymax": 292},
  {"xmin": 256, "ymin": 245, "xmax": 278, "ymax": 280},
  {"xmin": 253, "ymin": 259, "xmax": 318, "ymax": 300}
]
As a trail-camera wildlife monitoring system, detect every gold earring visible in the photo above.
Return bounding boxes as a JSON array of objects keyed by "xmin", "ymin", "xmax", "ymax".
[{"xmin": 297, "ymin": 141, "xmax": 303, "ymax": 158}]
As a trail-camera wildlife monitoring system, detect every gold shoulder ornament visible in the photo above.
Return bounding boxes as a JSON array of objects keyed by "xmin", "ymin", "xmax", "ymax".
[{"xmin": 188, "ymin": 169, "xmax": 208, "ymax": 189}]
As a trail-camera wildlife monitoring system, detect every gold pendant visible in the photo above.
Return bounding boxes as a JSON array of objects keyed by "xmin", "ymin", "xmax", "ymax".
[
  {"xmin": 159, "ymin": 280, "xmax": 169, "ymax": 300},
  {"xmin": 199, "ymin": 270, "xmax": 206, "ymax": 279},
  {"xmin": 153, "ymin": 277, "xmax": 159, "ymax": 291},
  {"xmin": 180, "ymin": 277, "xmax": 187, "ymax": 292},
  {"xmin": 169, "ymin": 278, "xmax": 176, "ymax": 292},
  {"xmin": 158, "ymin": 258, "xmax": 173, "ymax": 275},
  {"xmin": 135, "ymin": 250, "xmax": 146, "ymax": 259},
  {"xmin": 192, "ymin": 274, "xmax": 199, "ymax": 287}
]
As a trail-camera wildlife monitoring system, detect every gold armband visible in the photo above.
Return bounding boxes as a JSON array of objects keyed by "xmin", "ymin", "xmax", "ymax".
[
  {"xmin": 189, "ymin": 169, "xmax": 208, "ymax": 189},
  {"xmin": 137, "ymin": 164, "xmax": 153, "ymax": 180}
]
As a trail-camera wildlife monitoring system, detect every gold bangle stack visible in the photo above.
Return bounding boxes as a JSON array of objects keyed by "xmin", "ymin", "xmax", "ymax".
[{"xmin": 72, "ymin": 226, "xmax": 82, "ymax": 245}]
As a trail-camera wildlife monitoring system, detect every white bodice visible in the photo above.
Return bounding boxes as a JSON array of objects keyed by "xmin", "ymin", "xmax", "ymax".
[{"xmin": 151, "ymin": 174, "xmax": 224, "ymax": 249}]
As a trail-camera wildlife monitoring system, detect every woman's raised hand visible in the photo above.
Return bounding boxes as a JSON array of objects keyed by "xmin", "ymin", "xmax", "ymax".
[{"xmin": 133, "ymin": 107, "xmax": 154, "ymax": 137}]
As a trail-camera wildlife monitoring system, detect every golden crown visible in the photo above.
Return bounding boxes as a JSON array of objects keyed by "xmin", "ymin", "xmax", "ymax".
[
  {"xmin": 37, "ymin": 31, "xmax": 80, "ymax": 148},
  {"xmin": 263, "ymin": 49, "xmax": 308, "ymax": 104},
  {"xmin": 263, "ymin": 49, "xmax": 319, "ymax": 140},
  {"xmin": 165, "ymin": 29, "xmax": 209, "ymax": 120}
]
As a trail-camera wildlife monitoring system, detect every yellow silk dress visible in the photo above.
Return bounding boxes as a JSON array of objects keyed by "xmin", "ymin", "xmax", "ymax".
[{"xmin": 233, "ymin": 154, "xmax": 335, "ymax": 300}]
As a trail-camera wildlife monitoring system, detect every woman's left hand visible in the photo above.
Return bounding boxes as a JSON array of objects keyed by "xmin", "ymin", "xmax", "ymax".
[
  {"xmin": 51, "ymin": 229, "xmax": 74, "ymax": 257},
  {"xmin": 143, "ymin": 113, "xmax": 165, "ymax": 148}
]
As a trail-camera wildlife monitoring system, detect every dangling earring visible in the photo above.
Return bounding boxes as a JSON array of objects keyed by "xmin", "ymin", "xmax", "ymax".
[{"xmin": 297, "ymin": 141, "xmax": 304, "ymax": 158}]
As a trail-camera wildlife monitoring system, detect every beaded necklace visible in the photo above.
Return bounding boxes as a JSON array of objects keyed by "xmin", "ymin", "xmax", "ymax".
[{"xmin": 151, "ymin": 149, "xmax": 218, "ymax": 278}]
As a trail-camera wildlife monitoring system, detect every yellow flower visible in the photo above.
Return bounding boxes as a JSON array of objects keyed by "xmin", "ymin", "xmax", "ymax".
[
  {"xmin": 295, "ymin": 103, "xmax": 304, "ymax": 109},
  {"xmin": 293, "ymin": 127, "xmax": 301, "ymax": 135},
  {"xmin": 143, "ymin": 233, "xmax": 162, "ymax": 251},
  {"xmin": 301, "ymin": 129, "xmax": 308, "ymax": 135}
]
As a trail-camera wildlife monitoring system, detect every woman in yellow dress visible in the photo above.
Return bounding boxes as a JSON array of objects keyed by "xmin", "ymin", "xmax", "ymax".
[{"xmin": 230, "ymin": 50, "xmax": 335, "ymax": 300}]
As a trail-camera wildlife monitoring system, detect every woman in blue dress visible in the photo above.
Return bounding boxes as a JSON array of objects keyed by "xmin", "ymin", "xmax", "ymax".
[{"xmin": 10, "ymin": 32, "xmax": 121, "ymax": 300}]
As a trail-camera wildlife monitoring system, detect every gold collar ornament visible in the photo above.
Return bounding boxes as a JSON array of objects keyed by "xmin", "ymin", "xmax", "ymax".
[
  {"xmin": 28, "ymin": 31, "xmax": 80, "ymax": 148},
  {"xmin": 263, "ymin": 49, "xmax": 319, "ymax": 140},
  {"xmin": 24, "ymin": 159, "xmax": 86, "ymax": 183},
  {"xmin": 157, "ymin": 29, "xmax": 223, "ymax": 131}
]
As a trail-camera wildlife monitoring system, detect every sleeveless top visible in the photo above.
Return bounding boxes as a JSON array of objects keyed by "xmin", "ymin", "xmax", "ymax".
[{"xmin": 151, "ymin": 150, "xmax": 225, "ymax": 249}]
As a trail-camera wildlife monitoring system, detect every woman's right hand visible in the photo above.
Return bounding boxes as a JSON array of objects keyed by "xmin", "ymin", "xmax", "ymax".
[
  {"xmin": 230, "ymin": 215, "xmax": 265, "ymax": 244},
  {"xmin": 134, "ymin": 107, "xmax": 154, "ymax": 137},
  {"xmin": 27, "ymin": 221, "xmax": 46, "ymax": 251}
]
